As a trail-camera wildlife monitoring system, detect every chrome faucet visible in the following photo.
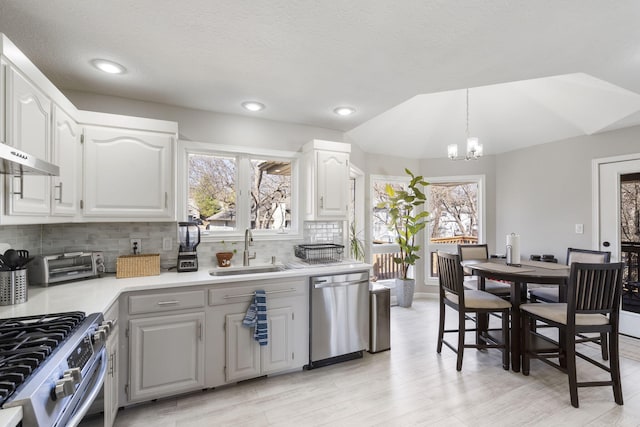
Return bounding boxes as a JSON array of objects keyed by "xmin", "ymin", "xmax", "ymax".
[{"xmin": 243, "ymin": 228, "xmax": 256, "ymax": 266}]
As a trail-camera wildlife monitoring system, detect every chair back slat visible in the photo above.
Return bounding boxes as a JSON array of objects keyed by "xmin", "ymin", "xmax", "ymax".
[
  {"xmin": 437, "ymin": 251, "xmax": 466, "ymax": 299},
  {"xmin": 458, "ymin": 244, "xmax": 489, "ymax": 261},
  {"xmin": 567, "ymin": 247, "xmax": 611, "ymax": 265},
  {"xmin": 570, "ymin": 262, "xmax": 624, "ymax": 315}
]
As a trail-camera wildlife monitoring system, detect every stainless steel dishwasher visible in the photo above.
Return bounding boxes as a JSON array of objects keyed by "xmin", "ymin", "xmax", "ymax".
[{"xmin": 307, "ymin": 270, "xmax": 370, "ymax": 369}]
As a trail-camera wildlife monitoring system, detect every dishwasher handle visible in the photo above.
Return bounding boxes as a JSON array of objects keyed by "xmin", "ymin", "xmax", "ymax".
[{"xmin": 313, "ymin": 279, "xmax": 369, "ymax": 289}]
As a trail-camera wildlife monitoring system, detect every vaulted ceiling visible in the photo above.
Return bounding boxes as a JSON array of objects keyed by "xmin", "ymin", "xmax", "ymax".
[{"xmin": 1, "ymin": 1, "xmax": 639, "ymax": 158}]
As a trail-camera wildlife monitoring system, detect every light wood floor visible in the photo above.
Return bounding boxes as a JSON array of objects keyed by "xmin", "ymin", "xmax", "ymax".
[{"xmin": 81, "ymin": 298, "xmax": 640, "ymax": 426}]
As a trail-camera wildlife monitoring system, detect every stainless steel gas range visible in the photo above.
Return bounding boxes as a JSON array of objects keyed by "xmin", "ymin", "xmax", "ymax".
[{"xmin": 0, "ymin": 311, "xmax": 113, "ymax": 426}]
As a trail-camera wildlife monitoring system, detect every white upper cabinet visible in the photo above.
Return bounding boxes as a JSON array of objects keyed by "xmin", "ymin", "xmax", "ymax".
[
  {"xmin": 301, "ymin": 140, "xmax": 351, "ymax": 220},
  {"xmin": 5, "ymin": 64, "xmax": 52, "ymax": 215},
  {"xmin": 51, "ymin": 104, "xmax": 81, "ymax": 216},
  {"xmin": 81, "ymin": 115, "xmax": 177, "ymax": 220},
  {"xmin": 1, "ymin": 33, "xmax": 179, "ymax": 224}
]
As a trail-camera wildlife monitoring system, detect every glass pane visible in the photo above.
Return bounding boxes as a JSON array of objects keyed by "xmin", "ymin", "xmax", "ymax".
[
  {"xmin": 621, "ymin": 173, "xmax": 640, "ymax": 313},
  {"xmin": 372, "ymin": 180, "xmax": 406, "ymax": 243},
  {"xmin": 428, "ymin": 182, "xmax": 479, "ymax": 245},
  {"xmin": 250, "ymin": 159, "xmax": 292, "ymax": 230},
  {"xmin": 188, "ymin": 153, "xmax": 237, "ymax": 231}
]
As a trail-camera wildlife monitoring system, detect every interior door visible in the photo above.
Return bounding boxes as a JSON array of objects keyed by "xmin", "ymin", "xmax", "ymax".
[{"xmin": 597, "ymin": 156, "xmax": 640, "ymax": 337}]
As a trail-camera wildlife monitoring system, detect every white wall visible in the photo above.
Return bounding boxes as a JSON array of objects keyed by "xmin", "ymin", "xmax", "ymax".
[{"xmin": 494, "ymin": 125, "xmax": 640, "ymax": 264}]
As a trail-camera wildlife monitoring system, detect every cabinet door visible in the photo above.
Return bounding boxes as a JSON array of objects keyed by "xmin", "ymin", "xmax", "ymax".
[
  {"xmin": 104, "ymin": 331, "xmax": 119, "ymax": 427},
  {"xmin": 316, "ymin": 151, "xmax": 349, "ymax": 218},
  {"xmin": 51, "ymin": 105, "xmax": 80, "ymax": 216},
  {"xmin": 128, "ymin": 312, "xmax": 204, "ymax": 402},
  {"xmin": 261, "ymin": 307, "xmax": 294, "ymax": 374},
  {"xmin": 5, "ymin": 65, "xmax": 51, "ymax": 215},
  {"xmin": 225, "ymin": 313, "xmax": 261, "ymax": 382},
  {"xmin": 83, "ymin": 126, "xmax": 174, "ymax": 219}
]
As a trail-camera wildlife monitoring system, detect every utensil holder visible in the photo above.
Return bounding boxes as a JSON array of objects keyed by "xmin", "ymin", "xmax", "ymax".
[{"xmin": 0, "ymin": 269, "xmax": 28, "ymax": 305}]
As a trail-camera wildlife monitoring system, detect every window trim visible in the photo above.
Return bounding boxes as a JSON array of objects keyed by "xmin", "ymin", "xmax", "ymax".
[{"xmin": 178, "ymin": 140, "xmax": 302, "ymax": 241}]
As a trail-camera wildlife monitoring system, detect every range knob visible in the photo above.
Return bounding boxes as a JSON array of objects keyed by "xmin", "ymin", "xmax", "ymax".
[
  {"xmin": 54, "ymin": 377, "xmax": 74, "ymax": 400},
  {"xmin": 52, "ymin": 376, "xmax": 75, "ymax": 400},
  {"xmin": 64, "ymin": 367, "xmax": 82, "ymax": 384},
  {"xmin": 92, "ymin": 327, "xmax": 107, "ymax": 345}
]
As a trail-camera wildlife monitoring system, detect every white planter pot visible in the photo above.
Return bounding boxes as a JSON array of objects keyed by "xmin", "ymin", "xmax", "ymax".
[{"xmin": 395, "ymin": 278, "xmax": 415, "ymax": 308}]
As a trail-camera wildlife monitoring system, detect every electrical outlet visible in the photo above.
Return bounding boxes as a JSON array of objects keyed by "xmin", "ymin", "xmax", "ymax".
[
  {"xmin": 130, "ymin": 238, "xmax": 142, "ymax": 254},
  {"xmin": 575, "ymin": 224, "xmax": 584, "ymax": 234},
  {"xmin": 162, "ymin": 237, "xmax": 172, "ymax": 251}
]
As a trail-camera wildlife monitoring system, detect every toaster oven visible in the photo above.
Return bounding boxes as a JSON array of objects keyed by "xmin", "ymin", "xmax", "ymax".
[{"xmin": 28, "ymin": 252, "xmax": 105, "ymax": 286}]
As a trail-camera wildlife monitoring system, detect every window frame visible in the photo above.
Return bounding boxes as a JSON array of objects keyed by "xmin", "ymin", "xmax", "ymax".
[{"xmin": 178, "ymin": 140, "xmax": 301, "ymax": 241}]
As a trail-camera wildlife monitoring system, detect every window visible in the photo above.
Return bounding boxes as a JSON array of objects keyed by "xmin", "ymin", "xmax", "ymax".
[
  {"xmin": 370, "ymin": 175, "xmax": 409, "ymax": 280},
  {"xmin": 181, "ymin": 141, "xmax": 298, "ymax": 237},
  {"xmin": 425, "ymin": 175, "xmax": 484, "ymax": 279},
  {"xmin": 371, "ymin": 176, "xmax": 408, "ymax": 244}
]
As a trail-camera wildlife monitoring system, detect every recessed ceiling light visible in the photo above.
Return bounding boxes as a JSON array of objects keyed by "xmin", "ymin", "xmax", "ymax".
[
  {"xmin": 334, "ymin": 106, "xmax": 356, "ymax": 116},
  {"xmin": 91, "ymin": 59, "xmax": 126, "ymax": 74},
  {"xmin": 242, "ymin": 101, "xmax": 265, "ymax": 112}
]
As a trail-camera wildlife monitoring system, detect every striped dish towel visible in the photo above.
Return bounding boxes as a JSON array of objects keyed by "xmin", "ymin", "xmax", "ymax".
[{"xmin": 242, "ymin": 290, "xmax": 268, "ymax": 346}]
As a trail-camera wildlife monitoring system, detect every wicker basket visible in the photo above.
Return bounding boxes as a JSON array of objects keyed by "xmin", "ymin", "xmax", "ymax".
[{"xmin": 116, "ymin": 254, "xmax": 161, "ymax": 278}]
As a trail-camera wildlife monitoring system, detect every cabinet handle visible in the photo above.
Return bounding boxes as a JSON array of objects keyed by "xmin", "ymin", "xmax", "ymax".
[
  {"xmin": 55, "ymin": 182, "xmax": 63, "ymax": 203},
  {"xmin": 165, "ymin": 192, "xmax": 168, "ymax": 208},
  {"xmin": 157, "ymin": 300, "xmax": 180, "ymax": 306},
  {"xmin": 198, "ymin": 322, "xmax": 202, "ymax": 340},
  {"xmin": 320, "ymin": 196, "xmax": 324, "ymax": 208},
  {"xmin": 12, "ymin": 175, "xmax": 24, "ymax": 199},
  {"xmin": 223, "ymin": 288, "xmax": 296, "ymax": 299}
]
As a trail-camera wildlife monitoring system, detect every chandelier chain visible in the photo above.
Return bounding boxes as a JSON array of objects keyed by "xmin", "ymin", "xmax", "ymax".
[{"xmin": 466, "ymin": 88, "xmax": 470, "ymax": 139}]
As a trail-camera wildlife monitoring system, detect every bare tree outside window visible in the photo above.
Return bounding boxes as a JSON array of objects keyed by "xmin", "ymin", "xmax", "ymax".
[
  {"xmin": 188, "ymin": 154, "xmax": 237, "ymax": 230},
  {"xmin": 621, "ymin": 175, "xmax": 640, "ymax": 242},
  {"xmin": 250, "ymin": 159, "xmax": 291, "ymax": 230},
  {"xmin": 428, "ymin": 182, "xmax": 478, "ymax": 242}
]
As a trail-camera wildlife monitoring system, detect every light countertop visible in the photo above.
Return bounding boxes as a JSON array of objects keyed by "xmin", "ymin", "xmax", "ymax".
[{"xmin": 0, "ymin": 261, "xmax": 371, "ymax": 318}]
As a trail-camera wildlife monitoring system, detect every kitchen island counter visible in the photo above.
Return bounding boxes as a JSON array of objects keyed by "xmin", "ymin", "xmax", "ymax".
[{"xmin": 0, "ymin": 261, "xmax": 371, "ymax": 318}]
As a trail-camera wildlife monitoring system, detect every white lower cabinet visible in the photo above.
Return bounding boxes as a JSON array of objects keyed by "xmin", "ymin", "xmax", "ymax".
[
  {"xmin": 206, "ymin": 278, "xmax": 308, "ymax": 388},
  {"xmin": 103, "ymin": 301, "xmax": 119, "ymax": 427},
  {"xmin": 128, "ymin": 311, "xmax": 205, "ymax": 403},
  {"xmin": 225, "ymin": 306, "xmax": 294, "ymax": 382}
]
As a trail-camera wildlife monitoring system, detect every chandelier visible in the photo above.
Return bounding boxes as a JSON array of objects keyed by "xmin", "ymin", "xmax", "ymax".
[{"xmin": 448, "ymin": 88, "xmax": 483, "ymax": 161}]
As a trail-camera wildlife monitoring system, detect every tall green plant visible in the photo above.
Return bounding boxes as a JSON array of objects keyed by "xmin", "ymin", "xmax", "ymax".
[{"xmin": 377, "ymin": 168, "xmax": 430, "ymax": 279}]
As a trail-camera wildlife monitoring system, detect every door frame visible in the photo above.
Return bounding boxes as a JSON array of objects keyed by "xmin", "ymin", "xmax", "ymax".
[
  {"xmin": 592, "ymin": 152, "xmax": 640, "ymax": 338},
  {"xmin": 591, "ymin": 153, "xmax": 640, "ymax": 253}
]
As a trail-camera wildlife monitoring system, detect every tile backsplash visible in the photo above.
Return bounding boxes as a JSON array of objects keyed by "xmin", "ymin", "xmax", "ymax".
[{"xmin": 0, "ymin": 220, "xmax": 345, "ymax": 273}]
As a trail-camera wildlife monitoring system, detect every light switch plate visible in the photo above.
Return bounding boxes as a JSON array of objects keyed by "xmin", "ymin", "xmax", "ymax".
[
  {"xmin": 575, "ymin": 224, "xmax": 584, "ymax": 234},
  {"xmin": 162, "ymin": 237, "xmax": 172, "ymax": 251}
]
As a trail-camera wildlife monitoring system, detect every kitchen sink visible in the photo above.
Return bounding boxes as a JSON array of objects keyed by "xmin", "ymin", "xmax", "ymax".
[{"xmin": 209, "ymin": 264, "xmax": 286, "ymax": 276}]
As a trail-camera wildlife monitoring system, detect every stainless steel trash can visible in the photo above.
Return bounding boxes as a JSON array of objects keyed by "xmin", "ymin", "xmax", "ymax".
[{"xmin": 369, "ymin": 284, "xmax": 390, "ymax": 353}]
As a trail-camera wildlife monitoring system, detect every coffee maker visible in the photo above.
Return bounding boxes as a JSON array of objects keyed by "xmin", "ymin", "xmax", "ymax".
[{"xmin": 177, "ymin": 221, "xmax": 200, "ymax": 272}]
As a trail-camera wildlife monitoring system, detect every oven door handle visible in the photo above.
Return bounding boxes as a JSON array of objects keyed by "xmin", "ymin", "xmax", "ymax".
[{"xmin": 66, "ymin": 347, "xmax": 108, "ymax": 427}]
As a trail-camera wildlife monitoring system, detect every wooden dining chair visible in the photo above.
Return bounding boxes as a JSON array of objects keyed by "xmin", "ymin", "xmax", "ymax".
[
  {"xmin": 457, "ymin": 244, "xmax": 511, "ymax": 297},
  {"xmin": 521, "ymin": 262, "xmax": 625, "ymax": 408},
  {"xmin": 436, "ymin": 251, "xmax": 511, "ymax": 371},
  {"xmin": 529, "ymin": 247, "xmax": 611, "ymax": 360}
]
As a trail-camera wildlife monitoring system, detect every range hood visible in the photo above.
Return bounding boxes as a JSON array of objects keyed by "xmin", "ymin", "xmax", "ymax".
[{"xmin": 0, "ymin": 142, "xmax": 59, "ymax": 176}]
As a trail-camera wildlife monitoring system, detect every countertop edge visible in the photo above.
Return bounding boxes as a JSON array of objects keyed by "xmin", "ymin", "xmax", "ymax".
[{"xmin": 0, "ymin": 262, "xmax": 372, "ymax": 318}]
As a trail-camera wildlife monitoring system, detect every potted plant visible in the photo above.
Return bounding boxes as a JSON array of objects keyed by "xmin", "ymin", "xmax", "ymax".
[
  {"xmin": 349, "ymin": 221, "xmax": 365, "ymax": 261},
  {"xmin": 377, "ymin": 168, "xmax": 430, "ymax": 307},
  {"xmin": 215, "ymin": 240, "xmax": 237, "ymax": 267}
]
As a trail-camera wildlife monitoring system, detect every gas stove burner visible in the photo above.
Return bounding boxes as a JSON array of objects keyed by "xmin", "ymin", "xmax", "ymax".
[{"xmin": 0, "ymin": 311, "xmax": 86, "ymax": 406}]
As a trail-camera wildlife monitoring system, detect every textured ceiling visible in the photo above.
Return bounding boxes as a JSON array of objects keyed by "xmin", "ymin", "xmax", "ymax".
[{"xmin": 1, "ymin": 1, "xmax": 639, "ymax": 157}]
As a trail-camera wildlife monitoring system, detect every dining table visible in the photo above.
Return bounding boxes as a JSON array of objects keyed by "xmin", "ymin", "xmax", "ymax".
[{"xmin": 461, "ymin": 258, "xmax": 570, "ymax": 372}]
